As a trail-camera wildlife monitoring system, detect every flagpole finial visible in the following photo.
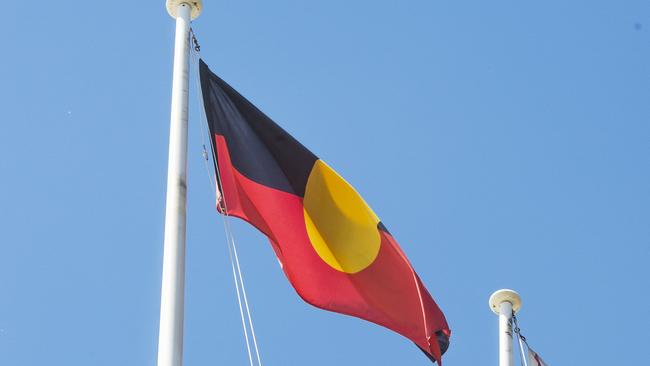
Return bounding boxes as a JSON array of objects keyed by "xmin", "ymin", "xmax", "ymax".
[
  {"xmin": 489, "ymin": 289, "xmax": 522, "ymax": 315},
  {"xmin": 166, "ymin": 0, "xmax": 203, "ymax": 20}
]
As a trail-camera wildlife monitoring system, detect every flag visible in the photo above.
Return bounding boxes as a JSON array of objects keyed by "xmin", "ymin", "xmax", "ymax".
[
  {"xmin": 199, "ymin": 59, "xmax": 450, "ymax": 363},
  {"xmin": 528, "ymin": 346, "xmax": 548, "ymax": 366}
]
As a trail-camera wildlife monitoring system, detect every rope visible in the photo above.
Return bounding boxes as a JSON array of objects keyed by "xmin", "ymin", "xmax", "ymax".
[
  {"xmin": 190, "ymin": 29, "xmax": 219, "ymax": 201},
  {"xmin": 224, "ymin": 218, "xmax": 255, "ymax": 366},
  {"xmin": 512, "ymin": 314, "xmax": 529, "ymax": 366},
  {"xmin": 214, "ymin": 130, "xmax": 264, "ymax": 366},
  {"xmin": 190, "ymin": 31, "xmax": 263, "ymax": 366},
  {"xmin": 230, "ymin": 233, "xmax": 263, "ymax": 366}
]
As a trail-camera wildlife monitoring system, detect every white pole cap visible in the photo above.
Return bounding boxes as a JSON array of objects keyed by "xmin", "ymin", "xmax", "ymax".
[
  {"xmin": 489, "ymin": 289, "xmax": 522, "ymax": 315},
  {"xmin": 166, "ymin": 0, "xmax": 203, "ymax": 20}
]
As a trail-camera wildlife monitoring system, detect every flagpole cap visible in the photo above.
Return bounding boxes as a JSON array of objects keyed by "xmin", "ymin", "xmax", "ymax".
[
  {"xmin": 166, "ymin": 0, "xmax": 203, "ymax": 20},
  {"xmin": 489, "ymin": 289, "xmax": 522, "ymax": 315}
]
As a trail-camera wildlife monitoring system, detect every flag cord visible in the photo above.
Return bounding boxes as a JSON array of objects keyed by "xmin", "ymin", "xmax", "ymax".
[
  {"xmin": 190, "ymin": 33, "xmax": 264, "ymax": 366},
  {"xmin": 193, "ymin": 47, "xmax": 258, "ymax": 366},
  {"xmin": 512, "ymin": 314, "xmax": 529, "ymax": 366}
]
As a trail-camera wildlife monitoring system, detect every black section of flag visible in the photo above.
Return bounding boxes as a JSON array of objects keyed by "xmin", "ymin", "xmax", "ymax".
[
  {"xmin": 378, "ymin": 222, "xmax": 390, "ymax": 234},
  {"xmin": 199, "ymin": 59, "xmax": 318, "ymax": 197}
]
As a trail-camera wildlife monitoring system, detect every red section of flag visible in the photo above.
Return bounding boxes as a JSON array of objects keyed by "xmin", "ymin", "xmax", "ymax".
[{"xmin": 213, "ymin": 135, "xmax": 449, "ymax": 363}]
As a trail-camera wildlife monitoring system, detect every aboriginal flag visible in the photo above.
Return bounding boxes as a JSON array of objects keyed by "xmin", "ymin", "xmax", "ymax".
[{"xmin": 199, "ymin": 59, "xmax": 450, "ymax": 363}]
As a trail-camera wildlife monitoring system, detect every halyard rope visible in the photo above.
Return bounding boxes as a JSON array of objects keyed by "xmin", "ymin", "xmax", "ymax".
[
  {"xmin": 512, "ymin": 314, "xmax": 529, "ymax": 366},
  {"xmin": 190, "ymin": 30, "xmax": 263, "ymax": 366}
]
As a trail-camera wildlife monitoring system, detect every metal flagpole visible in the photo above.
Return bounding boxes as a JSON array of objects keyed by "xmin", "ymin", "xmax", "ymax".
[
  {"xmin": 158, "ymin": 2, "xmax": 202, "ymax": 366},
  {"xmin": 489, "ymin": 289, "xmax": 522, "ymax": 366}
]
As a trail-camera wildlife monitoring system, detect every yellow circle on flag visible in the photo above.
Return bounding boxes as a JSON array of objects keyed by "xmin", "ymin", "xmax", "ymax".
[{"xmin": 303, "ymin": 160, "xmax": 381, "ymax": 274}]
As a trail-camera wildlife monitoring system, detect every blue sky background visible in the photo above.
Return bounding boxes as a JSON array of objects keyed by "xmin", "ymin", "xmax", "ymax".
[{"xmin": 1, "ymin": 1, "xmax": 648, "ymax": 365}]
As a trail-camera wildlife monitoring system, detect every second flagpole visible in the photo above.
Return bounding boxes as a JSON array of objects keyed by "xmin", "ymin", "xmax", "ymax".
[
  {"xmin": 158, "ymin": 2, "xmax": 202, "ymax": 366},
  {"xmin": 489, "ymin": 289, "xmax": 522, "ymax": 366}
]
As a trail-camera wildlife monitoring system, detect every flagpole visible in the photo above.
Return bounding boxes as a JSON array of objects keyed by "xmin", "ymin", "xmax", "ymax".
[
  {"xmin": 158, "ymin": 2, "xmax": 202, "ymax": 366},
  {"xmin": 489, "ymin": 289, "xmax": 522, "ymax": 366}
]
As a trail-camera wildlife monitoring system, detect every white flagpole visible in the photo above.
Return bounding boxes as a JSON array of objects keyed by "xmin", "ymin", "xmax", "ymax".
[
  {"xmin": 158, "ymin": 2, "xmax": 202, "ymax": 366},
  {"xmin": 489, "ymin": 289, "xmax": 522, "ymax": 366}
]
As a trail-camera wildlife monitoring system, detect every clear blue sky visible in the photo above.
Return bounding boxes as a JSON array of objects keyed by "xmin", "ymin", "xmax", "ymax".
[{"xmin": 1, "ymin": 1, "xmax": 648, "ymax": 365}]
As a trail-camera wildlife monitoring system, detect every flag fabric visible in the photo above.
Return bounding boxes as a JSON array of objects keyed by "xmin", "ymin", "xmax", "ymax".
[
  {"xmin": 199, "ymin": 59, "xmax": 450, "ymax": 363},
  {"xmin": 528, "ymin": 346, "xmax": 548, "ymax": 366}
]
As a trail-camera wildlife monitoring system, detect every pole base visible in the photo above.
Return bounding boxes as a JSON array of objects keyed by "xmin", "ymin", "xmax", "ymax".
[
  {"xmin": 166, "ymin": 0, "xmax": 203, "ymax": 20},
  {"xmin": 489, "ymin": 289, "xmax": 522, "ymax": 315}
]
